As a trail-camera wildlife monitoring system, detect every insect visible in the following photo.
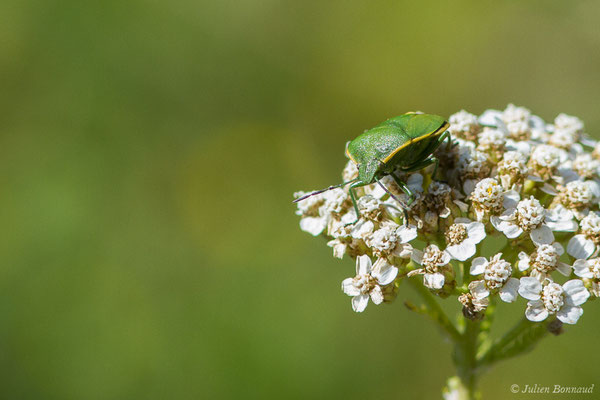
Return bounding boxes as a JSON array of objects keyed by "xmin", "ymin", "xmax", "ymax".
[{"xmin": 293, "ymin": 112, "xmax": 451, "ymax": 225}]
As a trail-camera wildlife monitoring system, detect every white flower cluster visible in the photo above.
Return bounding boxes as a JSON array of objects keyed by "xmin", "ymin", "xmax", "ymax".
[{"xmin": 295, "ymin": 105, "xmax": 598, "ymax": 323}]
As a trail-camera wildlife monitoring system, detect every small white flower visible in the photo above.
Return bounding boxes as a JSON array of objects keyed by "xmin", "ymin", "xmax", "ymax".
[
  {"xmin": 544, "ymin": 205, "xmax": 578, "ymax": 232},
  {"xmin": 327, "ymin": 213, "xmax": 362, "ymax": 259},
  {"xmin": 549, "ymin": 129, "xmax": 579, "ymax": 151},
  {"xmin": 322, "ymin": 188, "xmax": 349, "ymax": 214},
  {"xmin": 366, "ymin": 221, "xmax": 417, "ymax": 259},
  {"xmin": 517, "ymin": 242, "xmax": 571, "ymax": 281},
  {"xmin": 350, "ymin": 196, "xmax": 383, "ymax": 239},
  {"xmin": 458, "ymin": 148, "xmax": 491, "ymax": 184},
  {"xmin": 477, "ymin": 127, "xmax": 506, "ymax": 154},
  {"xmin": 497, "ymin": 151, "xmax": 529, "ymax": 190},
  {"xmin": 424, "ymin": 181, "xmax": 455, "ymax": 219},
  {"xmin": 567, "ymin": 212, "xmax": 600, "ymax": 259},
  {"xmin": 573, "ymin": 257, "xmax": 600, "ymax": 279},
  {"xmin": 554, "ymin": 113, "xmax": 584, "ymax": 135},
  {"xmin": 573, "ymin": 258, "xmax": 600, "ymax": 297},
  {"xmin": 357, "ymin": 195, "xmax": 384, "ymax": 220},
  {"xmin": 556, "ymin": 180, "xmax": 600, "ymax": 218},
  {"xmin": 571, "ymin": 153, "xmax": 600, "ymax": 180},
  {"xmin": 490, "ymin": 195, "xmax": 555, "ymax": 245},
  {"xmin": 518, "ymin": 277, "xmax": 590, "ymax": 324},
  {"xmin": 502, "ymin": 104, "xmax": 531, "ymax": 124},
  {"xmin": 469, "ymin": 254, "xmax": 519, "ymax": 303},
  {"xmin": 295, "ymin": 191, "xmax": 329, "ymax": 236},
  {"xmin": 444, "ymin": 218, "xmax": 485, "ymax": 261},
  {"xmin": 505, "ymin": 120, "xmax": 531, "ymax": 141},
  {"xmin": 528, "ymin": 144, "xmax": 568, "ymax": 182},
  {"xmin": 469, "ymin": 178, "xmax": 516, "ymax": 221},
  {"xmin": 342, "ymin": 255, "xmax": 398, "ymax": 312},
  {"xmin": 458, "ymin": 292, "xmax": 490, "ymax": 316},
  {"xmin": 448, "ymin": 110, "xmax": 481, "ymax": 140},
  {"xmin": 409, "ymin": 244, "xmax": 452, "ymax": 289}
]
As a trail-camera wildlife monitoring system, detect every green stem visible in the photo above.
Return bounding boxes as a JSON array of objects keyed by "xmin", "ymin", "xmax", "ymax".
[
  {"xmin": 406, "ymin": 277, "xmax": 461, "ymax": 343},
  {"xmin": 453, "ymin": 318, "xmax": 481, "ymax": 399}
]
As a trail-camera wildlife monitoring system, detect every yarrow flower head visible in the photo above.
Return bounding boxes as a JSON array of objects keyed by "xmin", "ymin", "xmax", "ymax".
[
  {"xmin": 469, "ymin": 254, "xmax": 519, "ymax": 303},
  {"xmin": 342, "ymin": 255, "xmax": 398, "ymax": 312},
  {"xmin": 444, "ymin": 218, "xmax": 485, "ymax": 261},
  {"xmin": 294, "ymin": 105, "xmax": 598, "ymax": 399},
  {"xmin": 518, "ymin": 278, "xmax": 589, "ymax": 324},
  {"xmin": 409, "ymin": 244, "xmax": 453, "ymax": 290}
]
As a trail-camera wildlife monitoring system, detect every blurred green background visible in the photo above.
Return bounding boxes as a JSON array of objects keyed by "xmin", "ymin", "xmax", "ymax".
[{"xmin": 1, "ymin": 0, "xmax": 599, "ymax": 399}]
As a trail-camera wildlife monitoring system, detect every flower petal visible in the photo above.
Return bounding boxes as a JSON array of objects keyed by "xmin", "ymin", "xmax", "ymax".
[
  {"xmin": 517, "ymin": 252, "xmax": 530, "ymax": 272},
  {"xmin": 396, "ymin": 224, "xmax": 418, "ymax": 243},
  {"xmin": 300, "ymin": 216, "xmax": 327, "ymax": 236},
  {"xmin": 557, "ymin": 305, "xmax": 583, "ymax": 324},
  {"xmin": 466, "ymin": 222, "xmax": 486, "ymax": 244},
  {"xmin": 545, "ymin": 205, "xmax": 577, "ymax": 232},
  {"xmin": 351, "ymin": 294, "xmax": 369, "ymax": 312},
  {"xmin": 424, "ymin": 273, "xmax": 445, "ymax": 289},
  {"xmin": 356, "ymin": 255, "xmax": 372, "ymax": 275},
  {"xmin": 552, "ymin": 241, "xmax": 565, "ymax": 255},
  {"xmin": 519, "ymin": 277, "xmax": 542, "ymax": 300},
  {"xmin": 529, "ymin": 225, "xmax": 554, "ymax": 245},
  {"xmin": 540, "ymin": 183, "xmax": 558, "ymax": 195},
  {"xmin": 342, "ymin": 278, "xmax": 360, "ymax": 296},
  {"xmin": 478, "ymin": 109, "xmax": 502, "ymax": 126},
  {"xmin": 567, "ymin": 235, "xmax": 595, "ymax": 259},
  {"xmin": 586, "ymin": 180, "xmax": 600, "ymax": 198},
  {"xmin": 407, "ymin": 173, "xmax": 424, "ymax": 192},
  {"xmin": 470, "ymin": 257, "xmax": 487, "ymax": 275},
  {"xmin": 563, "ymin": 279, "xmax": 590, "ymax": 306},
  {"xmin": 351, "ymin": 220, "xmax": 375, "ymax": 239},
  {"xmin": 503, "ymin": 190, "xmax": 521, "ymax": 209},
  {"xmin": 573, "ymin": 259, "xmax": 594, "ymax": 278},
  {"xmin": 556, "ymin": 262, "xmax": 572, "ymax": 277},
  {"xmin": 525, "ymin": 300, "xmax": 549, "ymax": 322},
  {"xmin": 446, "ymin": 241, "xmax": 476, "ymax": 262},
  {"xmin": 372, "ymin": 261, "xmax": 398, "ymax": 286},
  {"xmin": 411, "ymin": 249, "xmax": 423, "ymax": 265},
  {"xmin": 370, "ymin": 286, "xmax": 384, "ymax": 305},
  {"xmin": 496, "ymin": 220, "xmax": 523, "ymax": 239},
  {"xmin": 499, "ymin": 278, "xmax": 519, "ymax": 303},
  {"xmin": 439, "ymin": 251, "xmax": 452, "ymax": 266},
  {"xmin": 463, "ymin": 179, "xmax": 476, "ymax": 196},
  {"xmin": 392, "ymin": 243, "xmax": 413, "ymax": 258},
  {"xmin": 468, "ymin": 280, "xmax": 490, "ymax": 299}
]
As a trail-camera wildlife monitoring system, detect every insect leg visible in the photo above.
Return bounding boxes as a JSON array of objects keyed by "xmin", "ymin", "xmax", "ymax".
[
  {"xmin": 344, "ymin": 181, "xmax": 366, "ymax": 226},
  {"xmin": 399, "ymin": 157, "xmax": 437, "ymax": 173},
  {"xmin": 376, "ymin": 178, "xmax": 409, "ymax": 225},
  {"xmin": 389, "ymin": 174, "xmax": 415, "ymax": 206}
]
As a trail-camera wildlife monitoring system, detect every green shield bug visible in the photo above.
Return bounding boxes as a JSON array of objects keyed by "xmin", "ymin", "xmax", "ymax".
[{"xmin": 294, "ymin": 112, "xmax": 451, "ymax": 225}]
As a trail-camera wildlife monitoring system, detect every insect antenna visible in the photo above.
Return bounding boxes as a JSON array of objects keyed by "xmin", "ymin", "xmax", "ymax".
[{"xmin": 293, "ymin": 178, "xmax": 358, "ymax": 203}]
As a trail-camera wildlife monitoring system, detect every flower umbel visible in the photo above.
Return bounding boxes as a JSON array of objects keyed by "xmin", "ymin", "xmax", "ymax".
[{"xmin": 295, "ymin": 105, "xmax": 597, "ymax": 399}]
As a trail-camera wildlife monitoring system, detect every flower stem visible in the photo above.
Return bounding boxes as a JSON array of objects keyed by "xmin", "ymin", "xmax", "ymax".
[
  {"xmin": 406, "ymin": 277, "xmax": 461, "ymax": 342},
  {"xmin": 452, "ymin": 318, "xmax": 481, "ymax": 399}
]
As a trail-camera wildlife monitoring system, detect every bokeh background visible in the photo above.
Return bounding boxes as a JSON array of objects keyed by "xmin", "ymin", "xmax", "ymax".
[{"xmin": 1, "ymin": 0, "xmax": 600, "ymax": 399}]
